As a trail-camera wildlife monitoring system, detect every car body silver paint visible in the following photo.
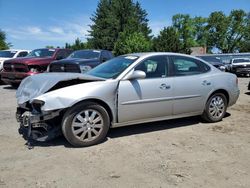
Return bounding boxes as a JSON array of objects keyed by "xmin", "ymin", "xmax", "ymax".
[{"xmin": 16, "ymin": 52, "xmax": 240, "ymax": 128}]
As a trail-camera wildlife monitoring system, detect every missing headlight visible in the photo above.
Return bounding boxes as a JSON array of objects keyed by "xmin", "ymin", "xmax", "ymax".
[{"xmin": 31, "ymin": 99, "xmax": 45, "ymax": 113}]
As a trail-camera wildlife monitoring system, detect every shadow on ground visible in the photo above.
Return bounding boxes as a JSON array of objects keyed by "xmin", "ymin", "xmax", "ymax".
[
  {"xmin": 2, "ymin": 85, "xmax": 18, "ymax": 90},
  {"xmin": 23, "ymin": 114, "xmax": 230, "ymax": 149},
  {"xmin": 245, "ymin": 92, "xmax": 250, "ymax": 96}
]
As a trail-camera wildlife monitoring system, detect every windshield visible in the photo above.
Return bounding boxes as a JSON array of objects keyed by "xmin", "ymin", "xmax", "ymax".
[
  {"xmin": 86, "ymin": 56, "xmax": 138, "ymax": 79},
  {"xmin": 233, "ymin": 58, "xmax": 250, "ymax": 63},
  {"xmin": 26, "ymin": 49, "xmax": 55, "ymax": 58},
  {"xmin": 0, "ymin": 50, "xmax": 17, "ymax": 58},
  {"xmin": 68, "ymin": 50, "xmax": 100, "ymax": 59}
]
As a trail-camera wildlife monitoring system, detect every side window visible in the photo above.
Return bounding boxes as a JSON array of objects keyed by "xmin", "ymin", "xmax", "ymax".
[
  {"xmin": 17, "ymin": 51, "xmax": 28, "ymax": 57},
  {"xmin": 172, "ymin": 56, "xmax": 210, "ymax": 76},
  {"xmin": 56, "ymin": 50, "xmax": 71, "ymax": 59},
  {"xmin": 135, "ymin": 56, "xmax": 168, "ymax": 78},
  {"xmin": 101, "ymin": 51, "xmax": 110, "ymax": 61}
]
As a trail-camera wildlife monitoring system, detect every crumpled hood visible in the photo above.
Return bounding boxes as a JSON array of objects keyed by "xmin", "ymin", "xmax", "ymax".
[{"xmin": 16, "ymin": 72, "xmax": 105, "ymax": 104}]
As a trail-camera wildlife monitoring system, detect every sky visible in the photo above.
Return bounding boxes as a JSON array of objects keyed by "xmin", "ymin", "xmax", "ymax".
[{"xmin": 0, "ymin": 0, "xmax": 249, "ymax": 50}]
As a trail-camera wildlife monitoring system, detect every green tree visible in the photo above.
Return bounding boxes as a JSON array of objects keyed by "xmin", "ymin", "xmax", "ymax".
[
  {"xmin": 234, "ymin": 11, "xmax": 250, "ymax": 52},
  {"xmin": 239, "ymin": 13, "xmax": 250, "ymax": 52},
  {"xmin": 207, "ymin": 10, "xmax": 248, "ymax": 53},
  {"xmin": 88, "ymin": 0, "xmax": 116, "ymax": 50},
  {"xmin": 88, "ymin": 0, "xmax": 151, "ymax": 51},
  {"xmin": 0, "ymin": 29, "xmax": 11, "ymax": 50},
  {"xmin": 172, "ymin": 14, "xmax": 196, "ymax": 54},
  {"xmin": 45, "ymin": 45, "xmax": 55, "ymax": 48},
  {"xmin": 114, "ymin": 32, "xmax": 152, "ymax": 55},
  {"xmin": 153, "ymin": 26, "xmax": 181, "ymax": 52},
  {"xmin": 193, "ymin": 16, "xmax": 208, "ymax": 47},
  {"xmin": 65, "ymin": 38, "xmax": 89, "ymax": 50}
]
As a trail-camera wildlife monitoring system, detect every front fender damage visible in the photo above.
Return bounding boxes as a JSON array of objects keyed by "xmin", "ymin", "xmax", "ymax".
[{"xmin": 16, "ymin": 75, "xmax": 118, "ymax": 148}]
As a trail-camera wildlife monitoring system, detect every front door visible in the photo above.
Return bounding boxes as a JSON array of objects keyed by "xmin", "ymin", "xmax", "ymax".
[{"xmin": 117, "ymin": 55, "xmax": 174, "ymax": 123}]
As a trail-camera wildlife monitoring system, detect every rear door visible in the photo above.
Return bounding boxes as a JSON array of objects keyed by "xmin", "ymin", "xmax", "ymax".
[
  {"xmin": 118, "ymin": 55, "xmax": 174, "ymax": 123},
  {"xmin": 170, "ymin": 55, "xmax": 212, "ymax": 115}
]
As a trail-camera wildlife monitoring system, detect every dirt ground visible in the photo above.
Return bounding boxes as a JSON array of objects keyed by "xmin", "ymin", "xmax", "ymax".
[{"xmin": 0, "ymin": 77, "xmax": 249, "ymax": 188}]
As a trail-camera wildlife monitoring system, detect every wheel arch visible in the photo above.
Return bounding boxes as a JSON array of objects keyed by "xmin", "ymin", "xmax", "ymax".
[
  {"xmin": 209, "ymin": 89, "xmax": 229, "ymax": 104},
  {"xmin": 69, "ymin": 98, "xmax": 114, "ymax": 124}
]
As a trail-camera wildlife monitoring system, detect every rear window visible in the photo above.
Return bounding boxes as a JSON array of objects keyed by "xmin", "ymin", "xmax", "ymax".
[
  {"xmin": 0, "ymin": 50, "xmax": 17, "ymax": 58},
  {"xmin": 68, "ymin": 50, "xmax": 100, "ymax": 59},
  {"xmin": 27, "ymin": 49, "xmax": 56, "ymax": 58},
  {"xmin": 172, "ymin": 56, "xmax": 210, "ymax": 76},
  {"xmin": 233, "ymin": 58, "xmax": 250, "ymax": 63}
]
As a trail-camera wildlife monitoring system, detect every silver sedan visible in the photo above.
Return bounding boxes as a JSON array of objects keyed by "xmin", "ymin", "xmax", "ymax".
[{"xmin": 16, "ymin": 52, "xmax": 240, "ymax": 147}]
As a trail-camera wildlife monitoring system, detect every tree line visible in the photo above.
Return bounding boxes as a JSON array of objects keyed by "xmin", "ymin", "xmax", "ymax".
[
  {"xmin": 1, "ymin": 0, "xmax": 249, "ymax": 54},
  {"xmin": 67, "ymin": 0, "xmax": 250, "ymax": 55}
]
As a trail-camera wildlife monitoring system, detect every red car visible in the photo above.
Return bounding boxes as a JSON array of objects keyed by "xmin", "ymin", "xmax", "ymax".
[{"xmin": 1, "ymin": 48, "xmax": 72, "ymax": 87}]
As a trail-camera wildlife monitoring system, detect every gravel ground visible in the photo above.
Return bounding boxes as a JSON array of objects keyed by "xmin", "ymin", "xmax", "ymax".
[{"xmin": 0, "ymin": 77, "xmax": 249, "ymax": 188}]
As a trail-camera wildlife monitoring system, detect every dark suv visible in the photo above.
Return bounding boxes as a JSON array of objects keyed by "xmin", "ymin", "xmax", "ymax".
[
  {"xmin": 196, "ymin": 55, "xmax": 226, "ymax": 71},
  {"xmin": 48, "ymin": 49, "xmax": 113, "ymax": 73},
  {"xmin": 1, "ymin": 48, "xmax": 72, "ymax": 87}
]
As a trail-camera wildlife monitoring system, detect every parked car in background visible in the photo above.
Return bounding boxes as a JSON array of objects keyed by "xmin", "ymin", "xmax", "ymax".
[
  {"xmin": 16, "ymin": 52, "xmax": 239, "ymax": 147},
  {"xmin": 1, "ymin": 48, "xmax": 72, "ymax": 87},
  {"xmin": 48, "ymin": 49, "xmax": 113, "ymax": 73},
  {"xmin": 196, "ymin": 55, "xmax": 226, "ymax": 71},
  {"xmin": 0, "ymin": 49, "xmax": 29, "ymax": 82},
  {"xmin": 229, "ymin": 58, "xmax": 250, "ymax": 76}
]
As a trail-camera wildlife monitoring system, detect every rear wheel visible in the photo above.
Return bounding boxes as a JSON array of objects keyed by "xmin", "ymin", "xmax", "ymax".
[
  {"xmin": 201, "ymin": 93, "xmax": 227, "ymax": 122},
  {"xmin": 62, "ymin": 102, "xmax": 110, "ymax": 147}
]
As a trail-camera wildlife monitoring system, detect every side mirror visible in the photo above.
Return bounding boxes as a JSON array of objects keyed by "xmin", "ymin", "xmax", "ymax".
[
  {"xmin": 126, "ymin": 70, "xmax": 146, "ymax": 80},
  {"xmin": 101, "ymin": 58, "xmax": 107, "ymax": 62}
]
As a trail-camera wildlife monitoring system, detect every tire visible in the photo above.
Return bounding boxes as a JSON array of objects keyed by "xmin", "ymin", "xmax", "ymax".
[
  {"xmin": 62, "ymin": 102, "xmax": 110, "ymax": 147},
  {"xmin": 201, "ymin": 93, "xmax": 227, "ymax": 123}
]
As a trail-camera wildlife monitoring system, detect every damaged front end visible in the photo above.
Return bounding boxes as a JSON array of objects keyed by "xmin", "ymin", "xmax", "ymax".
[{"xmin": 16, "ymin": 103, "xmax": 63, "ymax": 144}]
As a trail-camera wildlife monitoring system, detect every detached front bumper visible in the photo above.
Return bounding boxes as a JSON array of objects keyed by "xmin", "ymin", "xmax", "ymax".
[{"xmin": 16, "ymin": 107, "xmax": 62, "ymax": 142}]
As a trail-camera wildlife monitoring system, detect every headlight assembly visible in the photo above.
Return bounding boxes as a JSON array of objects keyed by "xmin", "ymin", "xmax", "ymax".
[
  {"xmin": 31, "ymin": 99, "xmax": 45, "ymax": 113},
  {"xmin": 80, "ymin": 65, "xmax": 92, "ymax": 73}
]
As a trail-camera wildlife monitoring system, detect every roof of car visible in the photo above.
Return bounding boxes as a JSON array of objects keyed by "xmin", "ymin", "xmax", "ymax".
[
  {"xmin": 1, "ymin": 49, "xmax": 30, "ymax": 52},
  {"xmin": 124, "ymin": 52, "xmax": 195, "ymax": 58}
]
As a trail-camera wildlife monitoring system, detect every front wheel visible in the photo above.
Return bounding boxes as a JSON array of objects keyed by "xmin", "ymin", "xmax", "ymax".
[
  {"xmin": 201, "ymin": 93, "xmax": 227, "ymax": 123},
  {"xmin": 62, "ymin": 102, "xmax": 110, "ymax": 147}
]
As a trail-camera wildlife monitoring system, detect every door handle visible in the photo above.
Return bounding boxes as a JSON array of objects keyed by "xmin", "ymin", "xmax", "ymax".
[
  {"xmin": 202, "ymin": 80, "xmax": 211, "ymax": 86},
  {"xmin": 160, "ymin": 83, "xmax": 171, "ymax": 90}
]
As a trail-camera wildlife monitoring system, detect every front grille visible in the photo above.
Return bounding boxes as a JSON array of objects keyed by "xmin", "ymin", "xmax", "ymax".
[
  {"xmin": 3, "ymin": 62, "xmax": 28, "ymax": 72},
  {"xmin": 236, "ymin": 68, "xmax": 250, "ymax": 72},
  {"xmin": 13, "ymin": 63, "xmax": 28, "ymax": 72},
  {"xmin": 50, "ymin": 64, "xmax": 80, "ymax": 73},
  {"xmin": 3, "ymin": 62, "xmax": 12, "ymax": 71},
  {"xmin": 233, "ymin": 64, "xmax": 250, "ymax": 68}
]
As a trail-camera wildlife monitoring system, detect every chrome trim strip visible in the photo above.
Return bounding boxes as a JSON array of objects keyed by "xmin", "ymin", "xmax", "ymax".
[
  {"xmin": 121, "ymin": 97, "xmax": 173, "ymax": 105},
  {"xmin": 174, "ymin": 94, "xmax": 201, "ymax": 100},
  {"xmin": 121, "ymin": 95, "xmax": 201, "ymax": 105}
]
